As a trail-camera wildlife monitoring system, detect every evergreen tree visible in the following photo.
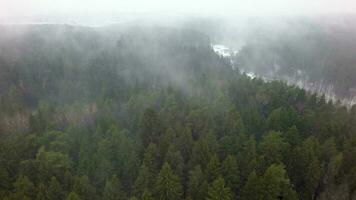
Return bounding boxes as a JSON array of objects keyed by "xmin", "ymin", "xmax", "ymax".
[
  {"xmin": 164, "ymin": 147, "xmax": 184, "ymax": 178},
  {"xmin": 66, "ymin": 192, "xmax": 81, "ymax": 200},
  {"xmin": 143, "ymin": 143, "xmax": 159, "ymax": 175},
  {"xmin": 134, "ymin": 164, "xmax": 154, "ymax": 196},
  {"xmin": 258, "ymin": 131, "xmax": 289, "ymax": 172},
  {"xmin": 139, "ymin": 108, "xmax": 161, "ymax": 147},
  {"xmin": 94, "ymin": 139, "xmax": 114, "ymax": 186},
  {"xmin": 177, "ymin": 126, "xmax": 194, "ymax": 162},
  {"xmin": 206, "ymin": 177, "xmax": 233, "ymax": 200},
  {"xmin": 11, "ymin": 175, "xmax": 35, "ymax": 200},
  {"xmin": 192, "ymin": 132, "xmax": 218, "ymax": 168},
  {"xmin": 103, "ymin": 175, "xmax": 124, "ymax": 200},
  {"xmin": 140, "ymin": 189, "xmax": 154, "ymax": 200},
  {"xmin": 73, "ymin": 175, "xmax": 97, "ymax": 200},
  {"xmin": 47, "ymin": 176, "xmax": 65, "ymax": 200},
  {"xmin": 262, "ymin": 164, "xmax": 297, "ymax": 200},
  {"xmin": 35, "ymin": 183, "xmax": 47, "ymax": 200},
  {"xmin": 188, "ymin": 165, "xmax": 208, "ymax": 200},
  {"xmin": 241, "ymin": 171, "xmax": 263, "ymax": 200},
  {"xmin": 206, "ymin": 154, "xmax": 221, "ymax": 182},
  {"xmin": 221, "ymin": 155, "xmax": 240, "ymax": 195},
  {"xmin": 154, "ymin": 162, "xmax": 182, "ymax": 200},
  {"xmin": 237, "ymin": 136, "xmax": 257, "ymax": 182}
]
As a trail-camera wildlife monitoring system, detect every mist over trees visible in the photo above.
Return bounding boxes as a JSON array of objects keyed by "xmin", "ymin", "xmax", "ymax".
[
  {"xmin": 0, "ymin": 22, "xmax": 356, "ymax": 200},
  {"xmin": 225, "ymin": 17, "xmax": 356, "ymax": 102}
]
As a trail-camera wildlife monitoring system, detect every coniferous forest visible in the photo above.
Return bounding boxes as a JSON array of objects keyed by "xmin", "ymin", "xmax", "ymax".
[{"xmin": 1, "ymin": 25, "xmax": 356, "ymax": 200}]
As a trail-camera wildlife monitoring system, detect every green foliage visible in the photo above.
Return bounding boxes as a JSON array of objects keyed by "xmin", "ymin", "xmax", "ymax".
[
  {"xmin": 47, "ymin": 177, "xmax": 65, "ymax": 200},
  {"xmin": 133, "ymin": 164, "xmax": 154, "ymax": 196},
  {"xmin": 258, "ymin": 131, "xmax": 289, "ymax": 171},
  {"xmin": 103, "ymin": 175, "xmax": 124, "ymax": 200},
  {"xmin": 221, "ymin": 155, "xmax": 240, "ymax": 195},
  {"xmin": 154, "ymin": 162, "xmax": 183, "ymax": 200},
  {"xmin": 66, "ymin": 192, "xmax": 81, "ymax": 200},
  {"xmin": 206, "ymin": 154, "xmax": 221, "ymax": 182},
  {"xmin": 206, "ymin": 177, "xmax": 233, "ymax": 200},
  {"xmin": 0, "ymin": 25, "xmax": 355, "ymax": 200},
  {"xmin": 241, "ymin": 171, "xmax": 263, "ymax": 200},
  {"xmin": 72, "ymin": 175, "xmax": 97, "ymax": 200},
  {"xmin": 11, "ymin": 175, "xmax": 35, "ymax": 200},
  {"xmin": 262, "ymin": 164, "xmax": 297, "ymax": 200},
  {"xmin": 35, "ymin": 183, "xmax": 47, "ymax": 200},
  {"xmin": 188, "ymin": 165, "xmax": 208, "ymax": 200},
  {"xmin": 140, "ymin": 189, "xmax": 154, "ymax": 200},
  {"xmin": 139, "ymin": 108, "xmax": 162, "ymax": 147}
]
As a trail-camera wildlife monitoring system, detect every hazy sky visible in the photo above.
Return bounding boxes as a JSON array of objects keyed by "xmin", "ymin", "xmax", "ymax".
[{"xmin": 1, "ymin": 0, "xmax": 356, "ymax": 19}]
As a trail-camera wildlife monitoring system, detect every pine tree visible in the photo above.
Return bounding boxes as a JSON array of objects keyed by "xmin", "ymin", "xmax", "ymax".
[
  {"xmin": 143, "ymin": 143, "xmax": 159, "ymax": 175},
  {"xmin": 140, "ymin": 189, "xmax": 154, "ymax": 200},
  {"xmin": 103, "ymin": 175, "xmax": 124, "ymax": 200},
  {"xmin": 284, "ymin": 126, "xmax": 302, "ymax": 147},
  {"xmin": 225, "ymin": 107, "xmax": 245, "ymax": 136},
  {"xmin": 206, "ymin": 177, "xmax": 233, "ymax": 200},
  {"xmin": 94, "ymin": 139, "xmax": 114, "ymax": 187},
  {"xmin": 241, "ymin": 171, "xmax": 263, "ymax": 200},
  {"xmin": 192, "ymin": 132, "xmax": 218, "ymax": 168},
  {"xmin": 154, "ymin": 162, "xmax": 182, "ymax": 200},
  {"xmin": 259, "ymin": 131, "xmax": 289, "ymax": 172},
  {"xmin": 188, "ymin": 165, "xmax": 208, "ymax": 200},
  {"xmin": 158, "ymin": 128, "xmax": 175, "ymax": 157},
  {"xmin": 262, "ymin": 164, "xmax": 298, "ymax": 200},
  {"xmin": 73, "ymin": 175, "xmax": 96, "ymax": 200},
  {"xmin": 66, "ymin": 192, "xmax": 81, "ymax": 200},
  {"xmin": 206, "ymin": 154, "xmax": 221, "ymax": 182},
  {"xmin": 221, "ymin": 155, "xmax": 240, "ymax": 195},
  {"xmin": 35, "ymin": 183, "xmax": 47, "ymax": 200},
  {"xmin": 177, "ymin": 126, "xmax": 194, "ymax": 162},
  {"xmin": 134, "ymin": 164, "xmax": 154, "ymax": 196},
  {"xmin": 12, "ymin": 175, "xmax": 35, "ymax": 200},
  {"xmin": 47, "ymin": 176, "xmax": 65, "ymax": 200},
  {"xmin": 139, "ymin": 108, "xmax": 161, "ymax": 147},
  {"xmin": 164, "ymin": 147, "xmax": 184, "ymax": 178},
  {"xmin": 238, "ymin": 136, "xmax": 257, "ymax": 182}
]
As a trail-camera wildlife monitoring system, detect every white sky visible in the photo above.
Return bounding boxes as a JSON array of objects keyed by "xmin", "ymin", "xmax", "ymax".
[{"xmin": 1, "ymin": 0, "xmax": 356, "ymax": 19}]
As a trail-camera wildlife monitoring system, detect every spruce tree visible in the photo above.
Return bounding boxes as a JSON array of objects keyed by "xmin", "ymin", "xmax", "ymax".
[
  {"xmin": 206, "ymin": 177, "xmax": 233, "ymax": 200},
  {"xmin": 103, "ymin": 175, "xmax": 124, "ymax": 200},
  {"xmin": 154, "ymin": 162, "xmax": 182, "ymax": 200},
  {"xmin": 66, "ymin": 192, "xmax": 81, "ymax": 200}
]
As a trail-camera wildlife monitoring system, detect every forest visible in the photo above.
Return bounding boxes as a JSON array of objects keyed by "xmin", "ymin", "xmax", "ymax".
[
  {"xmin": 1, "ymin": 24, "xmax": 356, "ymax": 200},
  {"xmin": 231, "ymin": 17, "xmax": 356, "ymax": 99}
]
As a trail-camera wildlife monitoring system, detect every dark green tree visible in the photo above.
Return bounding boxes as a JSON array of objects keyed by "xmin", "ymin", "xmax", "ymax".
[
  {"xmin": 221, "ymin": 155, "xmax": 240, "ymax": 195},
  {"xmin": 154, "ymin": 162, "xmax": 182, "ymax": 200},
  {"xmin": 206, "ymin": 154, "xmax": 221, "ymax": 182},
  {"xmin": 242, "ymin": 171, "xmax": 264, "ymax": 200},
  {"xmin": 66, "ymin": 192, "xmax": 81, "ymax": 200},
  {"xmin": 139, "ymin": 108, "xmax": 162, "ymax": 147},
  {"xmin": 103, "ymin": 175, "xmax": 124, "ymax": 200},
  {"xmin": 187, "ymin": 165, "xmax": 208, "ymax": 200},
  {"xmin": 206, "ymin": 177, "xmax": 233, "ymax": 200},
  {"xmin": 133, "ymin": 164, "xmax": 154, "ymax": 196},
  {"xmin": 73, "ymin": 175, "xmax": 97, "ymax": 200},
  {"xmin": 47, "ymin": 176, "xmax": 65, "ymax": 200},
  {"xmin": 11, "ymin": 175, "xmax": 35, "ymax": 200}
]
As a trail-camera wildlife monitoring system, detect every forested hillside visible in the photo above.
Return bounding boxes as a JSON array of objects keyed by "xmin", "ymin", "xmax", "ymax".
[
  {"xmin": 232, "ymin": 17, "xmax": 356, "ymax": 102},
  {"xmin": 1, "ymin": 25, "xmax": 356, "ymax": 200}
]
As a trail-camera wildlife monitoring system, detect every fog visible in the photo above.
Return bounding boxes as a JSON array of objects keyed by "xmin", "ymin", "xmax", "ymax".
[
  {"xmin": 1, "ymin": 0, "xmax": 356, "ymax": 106},
  {"xmin": 1, "ymin": 0, "xmax": 356, "ymax": 21},
  {"xmin": 2, "ymin": 2, "xmax": 356, "ymax": 200}
]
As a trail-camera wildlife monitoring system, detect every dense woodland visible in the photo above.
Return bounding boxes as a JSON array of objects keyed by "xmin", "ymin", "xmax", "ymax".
[
  {"xmin": 232, "ymin": 18, "xmax": 356, "ymax": 98},
  {"xmin": 1, "ymin": 25, "xmax": 356, "ymax": 200}
]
